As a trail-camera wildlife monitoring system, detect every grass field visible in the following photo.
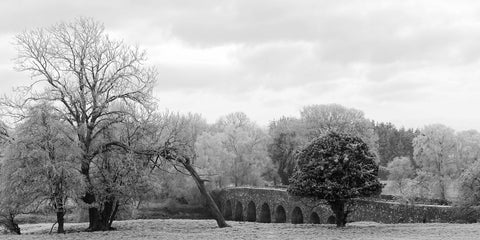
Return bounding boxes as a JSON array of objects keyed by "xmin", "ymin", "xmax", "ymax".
[{"xmin": 3, "ymin": 219, "xmax": 480, "ymax": 240}]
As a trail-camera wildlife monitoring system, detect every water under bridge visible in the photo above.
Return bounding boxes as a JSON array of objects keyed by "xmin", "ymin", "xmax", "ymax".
[{"xmin": 213, "ymin": 187, "xmax": 456, "ymax": 224}]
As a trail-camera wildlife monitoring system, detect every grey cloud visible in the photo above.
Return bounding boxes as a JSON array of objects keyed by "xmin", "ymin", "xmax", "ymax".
[
  {"xmin": 155, "ymin": 64, "xmax": 241, "ymax": 91},
  {"xmin": 233, "ymin": 42, "xmax": 357, "ymax": 90}
]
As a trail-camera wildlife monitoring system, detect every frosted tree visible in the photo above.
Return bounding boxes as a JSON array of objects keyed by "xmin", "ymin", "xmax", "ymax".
[
  {"xmin": 1, "ymin": 104, "xmax": 82, "ymax": 233},
  {"xmin": 386, "ymin": 156, "xmax": 419, "ymax": 200},
  {"xmin": 10, "ymin": 17, "xmax": 156, "ymax": 231},
  {"xmin": 300, "ymin": 104, "xmax": 379, "ymax": 159},
  {"xmin": 413, "ymin": 124, "xmax": 457, "ymax": 201},
  {"xmin": 196, "ymin": 112, "xmax": 270, "ymax": 187},
  {"xmin": 456, "ymin": 130, "xmax": 480, "ymax": 171}
]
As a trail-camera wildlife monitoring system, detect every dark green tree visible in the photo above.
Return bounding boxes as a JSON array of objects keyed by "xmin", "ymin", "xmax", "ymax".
[
  {"xmin": 268, "ymin": 117, "xmax": 303, "ymax": 185},
  {"xmin": 374, "ymin": 122, "xmax": 418, "ymax": 168},
  {"xmin": 288, "ymin": 132, "xmax": 382, "ymax": 227}
]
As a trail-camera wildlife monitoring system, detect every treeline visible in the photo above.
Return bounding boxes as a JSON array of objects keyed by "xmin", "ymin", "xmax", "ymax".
[
  {"xmin": 0, "ymin": 102, "xmax": 424, "ymax": 232},
  {"xmin": 1, "ymin": 102, "xmax": 479, "ymax": 232},
  {"xmin": 387, "ymin": 125, "xmax": 480, "ymax": 204},
  {"xmin": 194, "ymin": 104, "xmax": 480, "ymax": 207}
]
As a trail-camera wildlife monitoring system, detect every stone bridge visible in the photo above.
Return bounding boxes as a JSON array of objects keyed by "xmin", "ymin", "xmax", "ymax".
[{"xmin": 213, "ymin": 187, "xmax": 458, "ymax": 224}]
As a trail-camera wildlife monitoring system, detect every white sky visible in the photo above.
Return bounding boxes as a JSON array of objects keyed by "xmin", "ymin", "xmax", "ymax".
[{"xmin": 1, "ymin": 0, "xmax": 480, "ymax": 131}]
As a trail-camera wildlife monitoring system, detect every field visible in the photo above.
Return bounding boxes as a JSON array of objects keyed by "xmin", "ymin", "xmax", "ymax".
[{"xmin": 2, "ymin": 219, "xmax": 480, "ymax": 240}]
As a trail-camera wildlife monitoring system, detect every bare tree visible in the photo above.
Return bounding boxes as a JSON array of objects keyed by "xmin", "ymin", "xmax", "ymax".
[{"xmin": 12, "ymin": 17, "xmax": 156, "ymax": 231}]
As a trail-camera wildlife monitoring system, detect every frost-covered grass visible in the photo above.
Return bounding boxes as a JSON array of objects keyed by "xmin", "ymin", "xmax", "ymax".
[{"xmin": 3, "ymin": 219, "xmax": 480, "ymax": 240}]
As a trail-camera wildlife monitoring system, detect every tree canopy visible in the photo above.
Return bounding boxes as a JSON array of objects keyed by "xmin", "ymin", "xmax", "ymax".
[
  {"xmin": 196, "ymin": 112, "xmax": 269, "ymax": 187},
  {"xmin": 288, "ymin": 132, "xmax": 382, "ymax": 227}
]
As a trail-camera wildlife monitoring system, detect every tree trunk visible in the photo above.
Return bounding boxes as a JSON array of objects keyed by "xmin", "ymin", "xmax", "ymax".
[
  {"xmin": 329, "ymin": 200, "xmax": 347, "ymax": 227},
  {"xmin": 1, "ymin": 213, "xmax": 21, "ymax": 234},
  {"xmin": 56, "ymin": 211, "xmax": 65, "ymax": 234},
  {"xmin": 438, "ymin": 177, "xmax": 446, "ymax": 201},
  {"xmin": 87, "ymin": 207, "xmax": 101, "ymax": 231},
  {"xmin": 82, "ymin": 191, "xmax": 100, "ymax": 231},
  {"xmin": 81, "ymin": 179, "xmax": 118, "ymax": 232},
  {"xmin": 109, "ymin": 201, "xmax": 120, "ymax": 228},
  {"xmin": 56, "ymin": 200, "xmax": 65, "ymax": 234},
  {"xmin": 278, "ymin": 168, "xmax": 289, "ymax": 185},
  {"xmin": 86, "ymin": 198, "xmax": 117, "ymax": 231},
  {"xmin": 182, "ymin": 162, "xmax": 230, "ymax": 228}
]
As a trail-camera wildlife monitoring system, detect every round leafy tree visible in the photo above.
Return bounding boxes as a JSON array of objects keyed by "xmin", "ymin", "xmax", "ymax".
[{"xmin": 288, "ymin": 132, "xmax": 382, "ymax": 227}]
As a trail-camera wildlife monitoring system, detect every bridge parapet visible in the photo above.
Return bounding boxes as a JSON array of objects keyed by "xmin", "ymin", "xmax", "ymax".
[{"xmin": 214, "ymin": 187, "xmax": 464, "ymax": 224}]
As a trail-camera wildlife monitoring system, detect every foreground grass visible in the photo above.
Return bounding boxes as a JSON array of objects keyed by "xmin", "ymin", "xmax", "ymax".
[{"xmin": 3, "ymin": 219, "xmax": 480, "ymax": 240}]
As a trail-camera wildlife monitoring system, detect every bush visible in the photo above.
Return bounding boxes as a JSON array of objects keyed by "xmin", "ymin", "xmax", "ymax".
[{"xmin": 451, "ymin": 206, "xmax": 480, "ymax": 223}]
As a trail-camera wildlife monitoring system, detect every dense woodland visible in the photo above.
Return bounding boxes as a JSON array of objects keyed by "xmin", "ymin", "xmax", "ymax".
[{"xmin": 1, "ymin": 18, "xmax": 480, "ymax": 234}]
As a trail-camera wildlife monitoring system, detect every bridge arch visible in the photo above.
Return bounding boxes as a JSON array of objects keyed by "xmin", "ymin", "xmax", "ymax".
[
  {"xmin": 274, "ymin": 205, "xmax": 286, "ymax": 223},
  {"xmin": 327, "ymin": 215, "xmax": 336, "ymax": 224},
  {"xmin": 246, "ymin": 201, "xmax": 256, "ymax": 222},
  {"xmin": 291, "ymin": 207, "xmax": 303, "ymax": 224},
  {"xmin": 310, "ymin": 212, "xmax": 320, "ymax": 224},
  {"xmin": 224, "ymin": 200, "xmax": 232, "ymax": 220},
  {"xmin": 234, "ymin": 201, "xmax": 244, "ymax": 221},
  {"xmin": 259, "ymin": 203, "xmax": 271, "ymax": 223}
]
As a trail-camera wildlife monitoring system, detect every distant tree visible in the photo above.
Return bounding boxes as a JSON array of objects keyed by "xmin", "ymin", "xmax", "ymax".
[
  {"xmin": 413, "ymin": 124, "xmax": 457, "ymax": 201},
  {"xmin": 458, "ymin": 160, "xmax": 480, "ymax": 207},
  {"xmin": 447, "ymin": 130, "xmax": 480, "ymax": 208},
  {"xmin": 267, "ymin": 117, "xmax": 304, "ymax": 185},
  {"xmin": 456, "ymin": 130, "xmax": 480, "ymax": 171},
  {"xmin": 196, "ymin": 112, "xmax": 270, "ymax": 187},
  {"xmin": 195, "ymin": 132, "xmax": 233, "ymax": 188},
  {"xmin": 288, "ymin": 132, "xmax": 382, "ymax": 227},
  {"xmin": 10, "ymin": 17, "xmax": 156, "ymax": 231},
  {"xmin": 386, "ymin": 156, "xmax": 416, "ymax": 197},
  {"xmin": 374, "ymin": 122, "xmax": 417, "ymax": 168},
  {"xmin": 300, "ymin": 104, "xmax": 379, "ymax": 159}
]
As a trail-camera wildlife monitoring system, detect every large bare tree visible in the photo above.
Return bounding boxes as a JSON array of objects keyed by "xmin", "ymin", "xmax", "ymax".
[
  {"xmin": 12, "ymin": 17, "xmax": 229, "ymax": 230},
  {"xmin": 13, "ymin": 17, "xmax": 156, "ymax": 231}
]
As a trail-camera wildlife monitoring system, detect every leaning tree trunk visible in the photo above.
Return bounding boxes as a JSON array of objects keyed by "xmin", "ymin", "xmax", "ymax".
[{"xmin": 182, "ymin": 162, "xmax": 230, "ymax": 228}]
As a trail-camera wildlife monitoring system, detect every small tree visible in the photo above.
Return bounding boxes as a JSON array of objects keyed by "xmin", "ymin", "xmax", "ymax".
[
  {"xmin": 1, "ymin": 104, "xmax": 82, "ymax": 233},
  {"xmin": 386, "ymin": 157, "xmax": 415, "ymax": 194},
  {"xmin": 288, "ymin": 132, "xmax": 382, "ymax": 227}
]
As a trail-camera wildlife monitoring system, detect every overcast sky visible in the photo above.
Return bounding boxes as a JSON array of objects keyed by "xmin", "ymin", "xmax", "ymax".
[{"xmin": 1, "ymin": 0, "xmax": 479, "ymax": 131}]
